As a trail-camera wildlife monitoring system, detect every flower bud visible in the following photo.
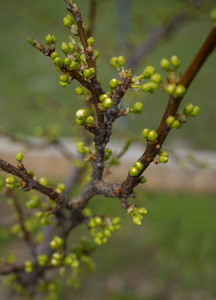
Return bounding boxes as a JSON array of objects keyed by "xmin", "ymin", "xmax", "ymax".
[
  {"xmin": 25, "ymin": 261, "xmax": 33, "ymax": 273},
  {"xmin": 142, "ymin": 128, "xmax": 150, "ymax": 139},
  {"xmin": 132, "ymin": 216, "xmax": 142, "ymax": 226},
  {"xmin": 189, "ymin": 106, "xmax": 200, "ymax": 117},
  {"xmin": 75, "ymin": 87, "xmax": 84, "ymax": 95},
  {"xmin": 69, "ymin": 61, "xmax": 78, "ymax": 70},
  {"xmin": 159, "ymin": 155, "xmax": 169, "ymax": 163},
  {"xmin": 76, "ymin": 108, "xmax": 87, "ymax": 120},
  {"xmin": 83, "ymin": 69, "xmax": 91, "ymax": 78},
  {"xmin": 140, "ymin": 176, "xmax": 147, "ymax": 183},
  {"xmin": 142, "ymin": 66, "xmax": 155, "ymax": 79},
  {"xmin": 53, "ymin": 57, "xmax": 63, "ymax": 67},
  {"xmin": 87, "ymin": 37, "xmax": 95, "ymax": 46},
  {"xmin": 141, "ymin": 82, "xmax": 158, "ymax": 94},
  {"xmin": 118, "ymin": 56, "xmax": 126, "ymax": 67},
  {"xmin": 151, "ymin": 73, "xmax": 162, "ymax": 83},
  {"xmin": 129, "ymin": 166, "xmax": 139, "ymax": 177},
  {"xmin": 166, "ymin": 116, "xmax": 175, "ymax": 126},
  {"xmin": 110, "ymin": 57, "xmax": 120, "ymax": 70},
  {"xmin": 50, "ymin": 52, "xmax": 60, "ymax": 60},
  {"xmin": 109, "ymin": 78, "xmax": 119, "ymax": 89},
  {"xmin": 170, "ymin": 55, "xmax": 181, "ymax": 69},
  {"xmin": 100, "ymin": 94, "xmax": 108, "ymax": 102},
  {"xmin": 37, "ymin": 255, "xmax": 49, "ymax": 266},
  {"xmin": 60, "ymin": 74, "xmax": 68, "ymax": 82},
  {"xmin": 173, "ymin": 85, "xmax": 186, "ymax": 98},
  {"xmin": 171, "ymin": 120, "xmax": 181, "ymax": 129},
  {"xmin": 184, "ymin": 103, "xmax": 194, "ymax": 114},
  {"xmin": 45, "ymin": 34, "xmax": 53, "ymax": 45},
  {"xmin": 80, "ymin": 54, "xmax": 87, "ymax": 64},
  {"xmin": 68, "ymin": 41, "xmax": 76, "ymax": 53},
  {"xmin": 63, "ymin": 17, "xmax": 73, "ymax": 28},
  {"xmin": 16, "ymin": 153, "xmax": 23, "ymax": 163},
  {"xmin": 160, "ymin": 58, "xmax": 170, "ymax": 71},
  {"xmin": 85, "ymin": 116, "xmax": 94, "ymax": 125},
  {"xmin": 165, "ymin": 83, "xmax": 176, "ymax": 95},
  {"xmin": 60, "ymin": 81, "xmax": 68, "ymax": 87},
  {"xmin": 64, "ymin": 57, "xmax": 71, "ymax": 66},
  {"xmin": 61, "ymin": 42, "xmax": 68, "ymax": 55},
  {"xmin": 102, "ymin": 98, "xmax": 113, "ymax": 109},
  {"xmin": 134, "ymin": 161, "xmax": 144, "ymax": 171},
  {"xmin": 93, "ymin": 49, "xmax": 100, "ymax": 60},
  {"xmin": 138, "ymin": 207, "xmax": 148, "ymax": 215},
  {"xmin": 147, "ymin": 130, "xmax": 158, "ymax": 142},
  {"xmin": 131, "ymin": 102, "xmax": 143, "ymax": 114}
]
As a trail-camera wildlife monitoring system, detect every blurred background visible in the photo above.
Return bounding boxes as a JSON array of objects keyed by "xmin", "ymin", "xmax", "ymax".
[{"xmin": 0, "ymin": 0, "xmax": 216, "ymax": 299}]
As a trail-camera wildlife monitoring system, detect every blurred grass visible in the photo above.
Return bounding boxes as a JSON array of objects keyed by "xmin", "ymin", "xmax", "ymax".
[{"xmin": 0, "ymin": 0, "xmax": 216, "ymax": 148}]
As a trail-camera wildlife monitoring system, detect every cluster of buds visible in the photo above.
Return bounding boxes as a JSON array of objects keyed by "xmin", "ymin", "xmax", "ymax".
[
  {"xmin": 154, "ymin": 150, "xmax": 169, "ymax": 164},
  {"xmin": 76, "ymin": 141, "xmax": 91, "ymax": 155},
  {"xmin": 88, "ymin": 216, "xmax": 121, "ymax": 245},
  {"xmin": 129, "ymin": 161, "xmax": 144, "ymax": 177},
  {"xmin": 110, "ymin": 55, "xmax": 126, "ymax": 74},
  {"xmin": 5, "ymin": 176, "xmax": 26, "ymax": 189},
  {"xmin": 132, "ymin": 66, "xmax": 159, "ymax": 94},
  {"xmin": 127, "ymin": 205, "xmax": 148, "ymax": 226},
  {"xmin": 104, "ymin": 148, "xmax": 112, "ymax": 161},
  {"xmin": 75, "ymin": 108, "xmax": 94, "ymax": 126},
  {"xmin": 142, "ymin": 128, "xmax": 158, "ymax": 142},
  {"xmin": 98, "ymin": 94, "xmax": 113, "ymax": 111}
]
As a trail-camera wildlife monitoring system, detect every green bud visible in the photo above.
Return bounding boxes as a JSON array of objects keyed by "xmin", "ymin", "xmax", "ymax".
[
  {"xmin": 131, "ymin": 102, "xmax": 143, "ymax": 114},
  {"xmin": 80, "ymin": 54, "xmax": 87, "ymax": 64},
  {"xmin": 140, "ymin": 176, "xmax": 147, "ymax": 183},
  {"xmin": 60, "ymin": 74, "xmax": 68, "ymax": 82},
  {"xmin": 37, "ymin": 255, "xmax": 49, "ymax": 266},
  {"xmin": 166, "ymin": 116, "xmax": 175, "ymax": 126},
  {"xmin": 26, "ymin": 196, "xmax": 41, "ymax": 209},
  {"xmin": 51, "ymin": 52, "xmax": 60, "ymax": 60},
  {"xmin": 68, "ymin": 42, "xmax": 76, "ymax": 53},
  {"xmin": 129, "ymin": 166, "xmax": 139, "ymax": 177},
  {"xmin": 100, "ymin": 94, "xmax": 108, "ymax": 102},
  {"xmin": 87, "ymin": 37, "xmax": 95, "ymax": 46},
  {"xmin": 45, "ymin": 34, "xmax": 53, "ymax": 45},
  {"xmin": 25, "ymin": 261, "xmax": 33, "ymax": 273},
  {"xmin": 76, "ymin": 108, "xmax": 87, "ymax": 120},
  {"xmin": 27, "ymin": 38, "xmax": 35, "ymax": 46},
  {"xmin": 151, "ymin": 73, "xmax": 162, "ymax": 83},
  {"xmin": 109, "ymin": 78, "xmax": 119, "ymax": 89},
  {"xmin": 173, "ymin": 84, "xmax": 186, "ymax": 98},
  {"xmin": 16, "ymin": 153, "xmax": 23, "ymax": 163},
  {"xmin": 94, "ymin": 217, "xmax": 102, "ymax": 226},
  {"xmin": 6, "ymin": 176, "xmax": 16, "ymax": 184},
  {"xmin": 134, "ymin": 161, "xmax": 144, "ymax": 171},
  {"xmin": 94, "ymin": 237, "xmax": 102, "ymax": 245},
  {"xmin": 63, "ymin": 17, "xmax": 73, "ymax": 28},
  {"xmin": 104, "ymin": 148, "xmax": 112, "ymax": 161},
  {"xmin": 61, "ymin": 42, "xmax": 68, "ymax": 55},
  {"xmin": 137, "ymin": 207, "xmax": 148, "ymax": 215},
  {"xmin": 148, "ymin": 130, "xmax": 158, "ymax": 142},
  {"xmin": 112, "ymin": 217, "xmax": 121, "ymax": 225},
  {"xmin": 142, "ymin": 128, "xmax": 150, "ymax": 138},
  {"xmin": 165, "ymin": 83, "xmax": 176, "ymax": 95},
  {"xmin": 132, "ymin": 216, "xmax": 142, "ymax": 226},
  {"xmin": 40, "ymin": 216, "xmax": 51, "ymax": 226},
  {"xmin": 110, "ymin": 57, "xmax": 120, "ymax": 70},
  {"xmin": 171, "ymin": 120, "xmax": 181, "ymax": 129},
  {"xmin": 184, "ymin": 103, "xmax": 194, "ymax": 114},
  {"xmin": 210, "ymin": 8, "xmax": 216, "ymax": 22},
  {"xmin": 85, "ymin": 116, "xmax": 94, "ymax": 125},
  {"xmin": 53, "ymin": 57, "xmax": 63, "ymax": 67},
  {"xmin": 71, "ymin": 260, "xmax": 79, "ymax": 269},
  {"xmin": 160, "ymin": 58, "xmax": 170, "ymax": 71},
  {"xmin": 170, "ymin": 55, "xmax": 181, "ymax": 69},
  {"xmin": 75, "ymin": 87, "xmax": 84, "ymax": 95},
  {"xmin": 83, "ymin": 69, "xmax": 91, "ymax": 78},
  {"xmin": 142, "ymin": 66, "xmax": 155, "ymax": 79},
  {"xmin": 64, "ymin": 57, "xmax": 71, "ymax": 66},
  {"xmin": 39, "ymin": 177, "xmax": 48, "ymax": 187},
  {"xmin": 159, "ymin": 155, "xmax": 169, "ymax": 163},
  {"xmin": 89, "ymin": 67, "xmax": 95, "ymax": 75},
  {"xmin": 50, "ymin": 236, "xmax": 64, "ymax": 249},
  {"xmin": 93, "ymin": 49, "xmax": 100, "ymax": 60},
  {"xmin": 141, "ymin": 82, "xmax": 158, "ymax": 94},
  {"xmin": 60, "ymin": 81, "xmax": 68, "ymax": 87},
  {"xmin": 52, "ymin": 35, "xmax": 56, "ymax": 43},
  {"xmin": 69, "ymin": 60, "xmax": 78, "ymax": 70},
  {"xmin": 189, "ymin": 106, "xmax": 200, "ymax": 117},
  {"xmin": 118, "ymin": 56, "xmax": 126, "ymax": 67},
  {"xmin": 102, "ymin": 98, "xmax": 113, "ymax": 109}
]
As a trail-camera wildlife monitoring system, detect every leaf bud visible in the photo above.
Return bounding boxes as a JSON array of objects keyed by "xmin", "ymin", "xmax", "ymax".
[
  {"xmin": 27, "ymin": 38, "xmax": 35, "ymax": 46},
  {"xmin": 53, "ymin": 57, "xmax": 63, "ymax": 67},
  {"xmin": 151, "ymin": 73, "xmax": 162, "ymax": 83},
  {"xmin": 142, "ymin": 128, "xmax": 150, "ymax": 138},
  {"xmin": 76, "ymin": 108, "xmax": 87, "ymax": 120},
  {"xmin": 170, "ymin": 55, "xmax": 181, "ymax": 69},
  {"xmin": 87, "ymin": 37, "xmax": 95, "ymax": 46},
  {"xmin": 75, "ymin": 87, "xmax": 84, "ymax": 95},
  {"xmin": 109, "ymin": 78, "xmax": 119, "ymax": 89},
  {"xmin": 173, "ymin": 84, "xmax": 186, "ymax": 98},
  {"xmin": 147, "ymin": 130, "xmax": 158, "ymax": 142},
  {"xmin": 51, "ymin": 52, "xmax": 60, "ymax": 60},
  {"xmin": 16, "ymin": 153, "xmax": 23, "ymax": 163},
  {"xmin": 129, "ymin": 166, "xmax": 139, "ymax": 177},
  {"xmin": 160, "ymin": 58, "xmax": 170, "ymax": 71},
  {"xmin": 166, "ymin": 116, "xmax": 175, "ymax": 126},
  {"xmin": 110, "ymin": 57, "xmax": 120, "ymax": 70},
  {"xmin": 131, "ymin": 102, "xmax": 143, "ymax": 114},
  {"xmin": 61, "ymin": 42, "xmax": 68, "ymax": 55},
  {"xmin": 118, "ymin": 56, "xmax": 126, "ymax": 67},
  {"xmin": 45, "ymin": 34, "xmax": 53, "ymax": 45},
  {"xmin": 134, "ymin": 161, "xmax": 144, "ymax": 171},
  {"xmin": 60, "ymin": 74, "xmax": 68, "ymax": 82},
  {"xmin": 171, "ymin": 120, "xmax": 181, "ymax": 129}
]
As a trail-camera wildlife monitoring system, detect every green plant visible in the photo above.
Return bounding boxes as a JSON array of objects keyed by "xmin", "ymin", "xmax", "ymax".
[{"xmin": 0, "ymin": 1, "xmax": 216, "ymax": 299}]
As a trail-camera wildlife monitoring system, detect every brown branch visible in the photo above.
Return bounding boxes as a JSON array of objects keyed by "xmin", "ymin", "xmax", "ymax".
[{"xmin": 121, "ymin": 26, "xmax": 216, "ymax": 196}]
